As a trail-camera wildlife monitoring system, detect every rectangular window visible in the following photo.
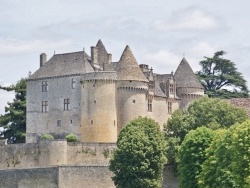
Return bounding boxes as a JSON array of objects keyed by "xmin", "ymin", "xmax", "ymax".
[
  {"xmin": 72, "ymin": 78, "xmax": 76, "ymax": 89},
  {"xmin": 168, "ymin": 102, "xmax": 172, "ymax": 114},
  {"xmin": 64, "ymin": 98, "xmax": 70, "ymax": 111},
  {"xmin": 147, "ymin": 99, "xmax": 152, "ymax": 112},
  {"xmin": 42, "ymin": 101, "xmax": 48, "ymax": 112},
  {"xmin": 42, "ymin": 81, "xmax": 48, "ymax": 92},
  {"xmin": 57, "ymin": 120, "xmax": 61, "ymax": 127},
  {"xmin": 169, "ymin": 84, "xmax": 174, "ymax": 94}
]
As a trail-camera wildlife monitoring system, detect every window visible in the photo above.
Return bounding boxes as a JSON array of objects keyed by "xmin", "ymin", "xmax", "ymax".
[
  {"xmin": 42, "ymin": 81, "xmax": 48, "ymax": 92},
  {"xmin": 147, "ymin": 99, "xmax": 152, "ymax": 112},
  {"xmin": 64, "ymin": 98, "xmax": 70, "ymax": 110},
  {"xmin": 133, "ymin": 100, "xmax": 136, "ymax": 103},
  {"xmin": 72, "ymin": 78, "xmax": 76, "ymax": 89},
  {"xmin": 91, "ymin": 120, "xmax": 93, "ymax": 125},
  {"xmin": 168, "ymin": 102, "xmax": 172, "ymax": 114},
  {"xmin": 57, "ymin": 120, "xmax": 61, "ymax": 127},
  {"xmin": 149, "ymin": 81, "xmax": 154, "ymax": 90},
  {"xmin": 170, "ymin": 84, "xmax": 174, "ymax": 94},
  {"xmin": 42, "ymin": 101, "xmax": 48, "ymax": 112}
]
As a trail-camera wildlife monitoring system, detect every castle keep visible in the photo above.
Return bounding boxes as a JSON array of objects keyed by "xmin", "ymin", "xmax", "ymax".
[{"xmin": 26, "ymin": 40, "xmax": 204, "ymax": 143}]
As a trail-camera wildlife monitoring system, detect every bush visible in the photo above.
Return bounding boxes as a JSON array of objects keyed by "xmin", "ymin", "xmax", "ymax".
[
  {"xmin": 65, "ymin": 133, "xmax": 78, "ymax": 142},
  {"xmin": 40, "ymin": 133, "xmax": 54, "ymax": 140}
]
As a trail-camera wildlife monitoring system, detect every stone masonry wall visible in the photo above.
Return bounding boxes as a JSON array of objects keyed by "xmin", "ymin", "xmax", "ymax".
[{"xmin": 0, "ymin": 141, "xmax": 114, "ymax": 170}]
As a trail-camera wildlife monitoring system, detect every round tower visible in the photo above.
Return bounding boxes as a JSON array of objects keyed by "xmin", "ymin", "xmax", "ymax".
[
  {"xmin": 81, "ymin": 72, "xmax": 117, "ymax": 142},
  {"xmin": 116, "ymin": 45, "xmax": 149, "ymax": 132},
  {"xmin": 174, "ymin": 58, "xmax": 204, "ymax": 109}
]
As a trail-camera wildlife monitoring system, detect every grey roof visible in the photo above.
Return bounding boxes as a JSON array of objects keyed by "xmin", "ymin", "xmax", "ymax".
[
  {"xmin": 154, "ymin": 76, "xmax": 166, "ymax": 97},
  {"xmin": 29, "ymin": 51, "xmax": 94, "ymax": 80},
  {"xmin": 116, "ymin": 45, "xmax": 148, "ymax": 82},
  {"xmin": 174, "ymin": 58, "xmax": 203, "ymax": 89}
]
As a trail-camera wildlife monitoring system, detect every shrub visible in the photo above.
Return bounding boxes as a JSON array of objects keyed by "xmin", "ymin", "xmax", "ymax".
[
  {"xmin": 65, "ymin": 133, "xmax": 78, "ymax": 142},
  {"xmin": 40, "ymin": 133, "xmax": 54, "ymax": 140}
]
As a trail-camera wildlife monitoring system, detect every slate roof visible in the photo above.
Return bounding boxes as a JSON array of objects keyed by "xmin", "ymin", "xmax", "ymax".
[
  {"xmin": 116, "ymin": 45, "xmax": 148, "ymax": 82},
  {"xmin": 29, "ymin": 51, "xmax": 93, "ymax": 80},
  {"xmin": 174, "ymin": 58, "xmax": 203, "ymax": 89}
]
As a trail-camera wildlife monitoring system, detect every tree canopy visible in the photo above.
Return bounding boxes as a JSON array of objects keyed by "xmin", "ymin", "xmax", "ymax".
[
  {"xmin": 109, "ymin": 117, "xmax": 167, "ymax": 188},
  {"xmin": 0, "ymin": 78, "xmax": 26, "ymax": 143},
  {"xmin": 198, "ymin": 120, "xmax": 250, "ymax": 188},
  {"xmin": 164, "ymin": 96, "xmax": 248, "ymax": 166},
  {"xmin": 197, "ymin": 51, "xmax": 249, "ymax": 98},
  {"xmin": 178, "ymin": 127, "xmax": 215, "ymax": 188}
]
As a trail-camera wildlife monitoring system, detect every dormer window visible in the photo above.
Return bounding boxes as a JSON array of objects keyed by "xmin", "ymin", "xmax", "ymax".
[
  {"xmin": 169, "ymin": 84, "xmax": 174, "ymax": 94},
  {"xmin": 42, "ymin": 81, "xmax": 48, "ymax": 92}
]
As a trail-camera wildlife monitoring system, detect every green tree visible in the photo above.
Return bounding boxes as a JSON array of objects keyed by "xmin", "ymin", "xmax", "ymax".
[
  {"xmin": 178, "ymin": 127, "xmax": 215, "ymax": 188},
  {"xmin": 0, "ymin": 78, "xmax": 26, "ymax": 143},
  {"xmin": 197, "ymin": 51, "xmax": 249, "ymax": 98},
  {"xmin": 164, "ymin": 96, "xmax": 248, "ymax": 166},
  {"xmin": 109, "ymin": 117, "xmax": 167, "ymax": 188},
  {"xmin": 198, "ymin": 120, "xmax": 250, "ymax": 188}
]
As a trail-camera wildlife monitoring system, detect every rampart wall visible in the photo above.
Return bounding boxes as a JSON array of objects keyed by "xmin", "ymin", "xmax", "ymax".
[{"xmin": 0, "ymin": 140, "xmax": 115, "ymax": 170}]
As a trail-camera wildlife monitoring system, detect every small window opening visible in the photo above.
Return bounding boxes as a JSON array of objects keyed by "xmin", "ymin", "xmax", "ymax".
[
  {"xmin": 57, "ymin": 120, "xmax": 61, "ymax": 127},
  {"xmin": 133, "ymin": 100, "xmax": 135, "ymax": 103}
]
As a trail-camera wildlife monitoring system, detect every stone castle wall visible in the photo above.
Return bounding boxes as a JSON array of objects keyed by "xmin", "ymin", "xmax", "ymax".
[
  {"xmin": 26, "ymin": 76, "xmax": 82, "ymax": 143},
  {"xmin": 0, "ymin": 140, "xmax": 115, "ymax": 170},
  {"xmin": 0, "ymin": 165, "xmax": 177, "ymax": 188},
  {"xmin": 81, "ymin": 72, "xmax": 117, "ymax": 142}
]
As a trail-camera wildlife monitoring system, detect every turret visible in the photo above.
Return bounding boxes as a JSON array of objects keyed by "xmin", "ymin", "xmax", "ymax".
[
  {"xmin": 174, "ymin": 58, "xmax": 204, "ymax": 109},
  {"xmin": 116, "ymin": 45, "xmax": 148, "ymax": 132}
]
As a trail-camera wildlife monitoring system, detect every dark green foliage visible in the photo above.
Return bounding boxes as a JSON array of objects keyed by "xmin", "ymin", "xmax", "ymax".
[
  {"xmin": 65, "ymin": 133, "xmax": 78, "ymax": 142},
  {"xmin": 178, "ymin": 127, "xmax": 215, "ymax": 188},
  {"xmin": 40, "ymin": 133, "xmax": 54, "ymax": 140},
  {"xmin": 109, "ymin": 117, "xmax": 167, "ymax": 188},
  {"xmin": 198, "ymin": 121, "xmax": 250, "ymax": 188},
  {"xmin": 164, "ymin": 96, "xmax": 248, "ymax": 166},
  {"xmin": 0, "ymin": 78, "xmax": 27, "ymax": 143},
  {"xmin": 197, "ymin": 51, "xmax": 249, "ymax": 98}
]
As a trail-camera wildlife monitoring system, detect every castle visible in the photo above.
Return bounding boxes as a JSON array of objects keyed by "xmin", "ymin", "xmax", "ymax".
[
  {"xmin": 26, "ymin": 40, "xmax": 204, "ymax": 143},
  {"xmin": 0, "ymin": 40, "xmax": 204, "ymax": 188}
]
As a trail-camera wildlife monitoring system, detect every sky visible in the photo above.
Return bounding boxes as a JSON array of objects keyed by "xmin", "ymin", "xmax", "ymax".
[{"xmin": 1, "ymin": 0, "xmax": 250, "ymax": 114}]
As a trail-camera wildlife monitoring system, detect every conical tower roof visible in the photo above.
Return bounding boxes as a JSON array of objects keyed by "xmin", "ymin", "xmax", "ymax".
[
  {"xmin": 174, "ymin": 58, "xmax": 203, "ymax": 89},
  {"xmin": 96, "ymin": 39, "xmax": 108, "ymax": 65},
  {"xmin": 116, "ymin": 45, "xmax": 148, "ymax": 82}
]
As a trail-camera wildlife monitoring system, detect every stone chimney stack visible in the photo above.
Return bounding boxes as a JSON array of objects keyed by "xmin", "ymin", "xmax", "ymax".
[
  {"xmin": 40, "ymin": 53, "xmax": 47, "ymax": 67},
  {"xmin": 91, "ymin": 46, "xmax": 98, "ymax": 65},
  {"xmin": 107, "ymin": 53, "xmax": 112, "ymax": 64}
]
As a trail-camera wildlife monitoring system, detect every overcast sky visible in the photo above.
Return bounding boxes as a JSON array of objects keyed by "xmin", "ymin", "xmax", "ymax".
[{"xmin": 1, "ymin": 0, "xmax": 250, "ymax": 114}]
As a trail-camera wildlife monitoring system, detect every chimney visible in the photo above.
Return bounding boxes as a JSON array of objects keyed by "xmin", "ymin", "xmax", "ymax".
[
  {"xmin": 107, "ymin": 53, "xmax": 112, "ymax": 64},
  {"xmin": 40, "ymin": 53, "xmax": 47, "ymax": 67},
  {"xmin": 91, "ymin": 46, "xmax": 98, "ymax": 65}
]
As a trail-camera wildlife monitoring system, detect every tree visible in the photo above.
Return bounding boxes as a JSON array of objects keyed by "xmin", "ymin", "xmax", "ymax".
[
  {"xmin": 109, "ymin": 117, "xmax": 167, "ymax": 188},
  {"xmin": 198, "ymin": 120, "xmax": 250, "ymax": 188},
  {"xmin": 164, "ymin": 96, "xmax": 248, "ymax": 166},
  {"xmin": 178, "ymin": 127, "xmax": 215, "ymax": 188},
  {"xmin": 0, "ymin": 78, "xmax": 27, "ymax": 143},
  {"xmin": 197, "ymin": 51, "xmax": 249, "ymax": 98}
]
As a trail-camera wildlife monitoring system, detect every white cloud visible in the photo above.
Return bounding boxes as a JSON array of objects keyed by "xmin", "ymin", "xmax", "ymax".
[
  {"xmin": 141, "ymin": 50, "xmax": 181, "ymax": 74},
  {"xmin": 154, "ymin": 7, "xmax": 220, "ymax": 32},
  {"xmin": 0, "ymin": 37, "xmax": 73, "ymax": 56}
]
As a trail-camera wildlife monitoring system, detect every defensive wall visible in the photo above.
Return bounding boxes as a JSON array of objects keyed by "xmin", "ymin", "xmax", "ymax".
[
  {"xmin": 0, "ymin": 140, "xmax": 178, "ymax": 188},
  {"xmin": 0, "ymin": 140, "xmax": 116, "ymax": 169}
]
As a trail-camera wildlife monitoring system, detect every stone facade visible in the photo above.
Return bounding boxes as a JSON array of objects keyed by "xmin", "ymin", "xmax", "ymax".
[{"xmin": 26, "ymin": 40, "xmax": 204, "ymax": 143}]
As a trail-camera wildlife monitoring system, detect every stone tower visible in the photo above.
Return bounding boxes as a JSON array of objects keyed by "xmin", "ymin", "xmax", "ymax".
[
  {"xmin": 116, "ymin": 46, "xmax": 149, "ymax": 132},
  {"xmin": 174, "ymin": 58, "xmax": 204, "ymax": 109}
]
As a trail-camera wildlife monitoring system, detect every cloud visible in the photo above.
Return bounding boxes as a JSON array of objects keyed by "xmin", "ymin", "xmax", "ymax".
[
  {"xmin": 0, "ymin": 37, "xmax": 73, "ymax": 56},
  {"xmin": 141, "ymin": 50, "xmax": 181, "ymax": 74},
  {"xmin": 154, "ymin": 7, "xmax": 222, "ymax": 32}
]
